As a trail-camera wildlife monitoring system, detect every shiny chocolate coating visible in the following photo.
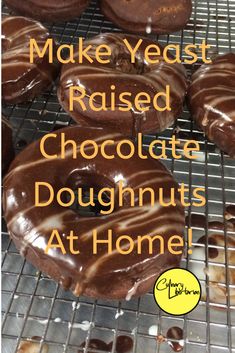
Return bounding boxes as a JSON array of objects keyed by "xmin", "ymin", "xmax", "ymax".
[
  {"xmin": 58, "ymin": 33, "xmax": 188, "ymax": 137},
  {"xmin": 101, "ymin": 0, "xmax": 192, "ymax": 34},
  {"xmin": 2, "ymin": 116, "xmax": 14, "ymax": 175},
  {"xmin": 5, "ymin": 0, "xmax": 90, "ymax": 23},
  {"xmin": 3, "ymin": 126, "xmax": 185, "ymax": 300},
  {"xmin": 189, "ymin": 53, "xmax": 235, "ymax": 158},
  {"xmin": 2, "ymin": 16, "xmax": 59, "ymax": 104}
]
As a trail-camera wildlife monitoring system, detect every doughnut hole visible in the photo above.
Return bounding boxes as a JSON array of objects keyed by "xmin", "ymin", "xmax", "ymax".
[{"xmin": 63, "ymin": 170, "xmax": 119, "ymax": 216}]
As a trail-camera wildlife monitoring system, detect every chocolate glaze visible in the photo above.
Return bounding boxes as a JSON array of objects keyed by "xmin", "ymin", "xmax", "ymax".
[
  {"xmin": 2, "ymin": 16, "xmax": 59, "ymax": 104},
  {"xmin": 185, "ymin": 214, "xmax": 207, "ymax": 228},
  {"xmin": 190, "ymin": 233, "xmax": 235, "ymax": 305},
  {"xmin": 3, "ymin": 126, "xmax": 185, "ymax": 300},
  {"xmin": 101, "ymin": 0, "xmax": 192, "ymax": 34},
  {"xmin": 5, "ymin": 0, "xmax": 90, "ymax": 23},
  {"xmin": 58, "ymin": 33, "xmax": 188, "ymax": 137},
  {"xmin": 108, "ymin": 336, "xmax": 133, "ymax": 353},
  {"xmin": 2, "ymin": 116, "xmax": 14, "ymax": 175},
  {"xmin": 166, "ymin": 327, "xmax": 184, "ymax": 352},
  {"xmin": 189, "ymin": 53, "xmax": 235, "ymax": 158}
]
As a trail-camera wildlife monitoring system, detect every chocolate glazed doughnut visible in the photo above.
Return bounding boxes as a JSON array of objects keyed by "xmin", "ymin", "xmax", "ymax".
[
  {"xmin": 189, "ymin": 53, "xmax": 235, "ymax": 158},
  {"xmin": 58, "ymin": 34, "xmax": 188, "ymax": 137},
  {"xmin": 3, "ymin": 126, "xmax": 185, "ymax": 300},
  {"xmin": 100, "ymin": 0, "xmax": 192, "ymax": 34},
  {"xmin": 2, "ymin": 16, "xmax": 60, "ymax": 104},
  {"xmin": 5, "ymin": 0, "xmax": 90, "ymax": 23},
  {"xmin": 2, "ymin": 117, "xmax": 14, "ymax": 175}
]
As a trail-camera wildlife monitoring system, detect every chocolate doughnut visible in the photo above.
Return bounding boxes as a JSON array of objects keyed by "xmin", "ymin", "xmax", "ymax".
[
  {"xmin": 5, "ymin": 0, "xmax": 90, "ymax": 23},
  {"xmin": 100, "ymin": 0, "xmax": 192, "ymax": 34},
  {"xmin": 189, "ymin": 53, "xmax": 235, "ymax": 158},
  {"xmin": 58, "ymin": 34, "xmax": 188, "ymax": 137},
  {"xmin": 189, "ymin": 234, "xmax": 235, "ymax": 305},
  {"xmin": 3, "ymin": 126, "xmax": 185, "ymax": 300},
  {"xmin": 2, "ymin": 16, "xmax": 59, "ymax": 104},
  {"xmin": 2, "ymin": 117, "xmax": 14, "ymax": 175}
]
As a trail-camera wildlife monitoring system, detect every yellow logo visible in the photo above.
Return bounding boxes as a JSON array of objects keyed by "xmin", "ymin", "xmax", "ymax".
[{"xmin": 154, "ymin": 268, "xmax": 201, "ymax": 316}]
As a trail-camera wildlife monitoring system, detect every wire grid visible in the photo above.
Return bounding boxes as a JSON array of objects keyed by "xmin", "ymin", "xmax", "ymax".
[{"xmin": 1, "ymin": 0, "xmax": 235, "ymax": 352}]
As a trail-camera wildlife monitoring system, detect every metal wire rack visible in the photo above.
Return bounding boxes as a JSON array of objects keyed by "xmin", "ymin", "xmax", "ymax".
[{"xmin": 2, "ymin": 0, "xmax": 235, "ymax": 352}]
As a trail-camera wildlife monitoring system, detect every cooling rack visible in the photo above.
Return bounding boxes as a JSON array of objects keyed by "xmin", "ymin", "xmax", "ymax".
[{"xmin": 2, "ymin": 0, "xmax": 235, "ymax": 352}]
